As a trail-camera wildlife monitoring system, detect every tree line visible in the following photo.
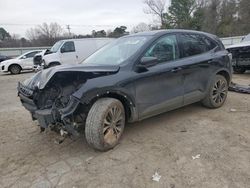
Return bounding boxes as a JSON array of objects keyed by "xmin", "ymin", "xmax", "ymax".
[
  {"xmin": 144, "ymin": 0, "xmax": 250, "ymax": 37},
  {"xmin": 0, "ymin": 23, "xmax": 129, "ymax": 48},
  {"xmin": 0, "ymin": 0, "xmax": 249, "ymax": 48}
]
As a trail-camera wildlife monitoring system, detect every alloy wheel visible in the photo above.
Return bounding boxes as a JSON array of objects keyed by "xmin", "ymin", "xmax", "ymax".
[
  {"xmin": 212, "ymin": 79, "xmax": 227, "ymax": 105},
  {"xmin": 103, "ymin": 105, "xmax": 124, "ymax": 145}
]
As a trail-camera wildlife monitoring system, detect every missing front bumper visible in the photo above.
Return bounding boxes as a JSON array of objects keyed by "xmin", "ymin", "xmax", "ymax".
[{"xmin": 18, "ymin": 82, "xmax": 81, "ymax": 136}]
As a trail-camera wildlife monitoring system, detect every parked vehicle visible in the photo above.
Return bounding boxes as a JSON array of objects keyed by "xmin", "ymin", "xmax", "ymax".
[
  {"xmin": 33, "ymin": 49, "xmax": 51, "ymax": 71},
  {"xmin": 40, "ymin": 38, "xmax": 114, "ymax": 68},
  {"xmin": 18, "ymin": 30, "xmax": 232, "ymax": 151},
  {"xmin": 227, "ymin": 33, "xmax": 250, "ymax": 73},
  {"xmin": 0, "ymin": 55, "xmax": 11, "ymax": 63},
  {"xmin": 1, "ymin": 50, "xmax": 41, "ymax": 74}
]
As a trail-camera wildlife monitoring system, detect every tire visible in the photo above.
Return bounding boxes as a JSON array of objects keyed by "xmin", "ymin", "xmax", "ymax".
[
  {"xmin": 85, "ymin": 98, "xmax": 125, "ymax": 151},
  {"xmin": 202, "ymin": 75, "xmax": 228, "ymax": 109},
  {"xmin": 233, "ymin": 67, "xmax": 246, "ymax": 74},
  {"xmin": 9, "ymin": 65, "xmax": 21, "ymax": 74}
]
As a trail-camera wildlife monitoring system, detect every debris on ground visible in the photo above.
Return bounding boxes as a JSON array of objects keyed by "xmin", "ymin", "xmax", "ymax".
[
  {"xmin": 230, "ymin": 108, "xmax": 237, "ymax": 112},
  {"xmin": 152, "ymin": 172, "xmax": 161, "ymax": 182},
  {"xmin": 192, "ymin": 154, "xmax": 201, "ymax": 160},
  {"xmin": 229, "ymin": 82, "xmax": 250, "ymax": 94},
  {"xmin": 86, "ymin": 156, "xmax": 94, "ymax": 163}
]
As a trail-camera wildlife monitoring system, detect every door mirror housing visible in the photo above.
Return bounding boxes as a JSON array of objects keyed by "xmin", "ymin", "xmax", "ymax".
[
  {"xmin": 60, "ymin": 47, "xmax": 66, "ymax": 53},
  {"xmin": 139, "ymin": 57, "xmax": 158, "ymax": 68},
  {"xmin": 21, "ymin": 55, "xmax": 27, "ymax": 59}
]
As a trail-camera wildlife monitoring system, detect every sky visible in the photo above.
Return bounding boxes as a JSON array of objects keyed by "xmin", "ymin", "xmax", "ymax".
[{"xmin": 0, "ymin": 0, "xmax": 170, "ymax": 38}]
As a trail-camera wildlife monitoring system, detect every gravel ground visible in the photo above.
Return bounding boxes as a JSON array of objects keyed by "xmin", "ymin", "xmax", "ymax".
[{"xmin": 0, "ymin": 71, "xmax": 250, "ymax": 188}]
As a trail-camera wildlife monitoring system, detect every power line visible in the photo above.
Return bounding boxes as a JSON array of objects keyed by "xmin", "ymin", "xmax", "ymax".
[{"xmin": 0, "ymin": 23, "xmax": 134, "ymax": 28}]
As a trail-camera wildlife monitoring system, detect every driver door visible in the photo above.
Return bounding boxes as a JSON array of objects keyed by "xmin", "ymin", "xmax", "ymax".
[
  {"xmin": 60, "ymin": 41, "xmax": 78, "ymax": 64},
  {"xmin": 134, "ymin": 34, "xmax": 184, "ymax": 120}
]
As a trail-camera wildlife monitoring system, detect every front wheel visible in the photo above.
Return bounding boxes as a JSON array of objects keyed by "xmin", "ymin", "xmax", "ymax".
[
  {"xmin": 202, "ymin": 75, "xmax": 228, "ymax": 108},
  {"xmin": 9, "ymin": 65, "xmax": 21, "ymax": 74},
  {"xmin": 85, "ymin": 98, "xmax": 125, "ymax": 151}
]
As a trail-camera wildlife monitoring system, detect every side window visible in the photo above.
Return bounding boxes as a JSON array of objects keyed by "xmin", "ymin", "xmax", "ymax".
[
  {"xmin": 61, "ymin": 41, "xmax": 75, "ymax": 53},
  {"xmin": 143, "ymin": 35, "xmax": 180, "ymax": 63},
  {"xmin": 202, "ymin": 36, "xmax": 217, "ymax": 51},
  {"xmin": 25, "ymin": 51, "xmax": 39, "ymax": 58},
  {"xmin": 180, "ymin": 34, "xmax": 214, "ymax": 58}
]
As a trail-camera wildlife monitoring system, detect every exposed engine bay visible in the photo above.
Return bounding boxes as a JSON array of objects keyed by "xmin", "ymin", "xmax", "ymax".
[{"xmin": 18, "ymin": 68, "xmax": 118, "ymax": 137}]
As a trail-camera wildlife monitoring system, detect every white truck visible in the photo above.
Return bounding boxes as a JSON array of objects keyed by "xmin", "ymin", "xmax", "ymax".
[{"xmin": 38, "ymin": 38, "xmax": 114, "ymax": 69}]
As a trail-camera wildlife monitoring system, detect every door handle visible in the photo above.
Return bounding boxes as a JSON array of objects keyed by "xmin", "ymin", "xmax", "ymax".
[{"xmin": 171, "ymin": 67, "xmax": 182, "ymax": 73}]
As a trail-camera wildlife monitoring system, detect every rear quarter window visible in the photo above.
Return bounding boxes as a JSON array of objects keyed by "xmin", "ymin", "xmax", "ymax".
[{"xmin": 179, "ymin": 34, "xmax": 217, "ymax": 58}]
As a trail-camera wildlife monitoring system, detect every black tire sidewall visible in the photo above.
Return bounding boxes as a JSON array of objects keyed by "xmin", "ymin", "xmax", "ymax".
[
  {"xmin": 85, "ymin": 98, "xmax": 125, "ymax": 151},
  {"xmin": 10, "ymin": 65, "xmax": 21, "ymax": 74}
]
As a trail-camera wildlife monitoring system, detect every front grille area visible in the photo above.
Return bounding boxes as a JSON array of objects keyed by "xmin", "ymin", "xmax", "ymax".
[
  {"xmin": 18, "ymin": 82, "xmax": 33, "ymax": 97},
  {"xmin": 1, "ymin": 65, "xmax": 4, "ymax": 70}
]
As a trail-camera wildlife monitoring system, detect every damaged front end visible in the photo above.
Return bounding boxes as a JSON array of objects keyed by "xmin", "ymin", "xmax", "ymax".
[{"xmin": 18, "ymin": 65, "xmax": 119, "ymax": 136}]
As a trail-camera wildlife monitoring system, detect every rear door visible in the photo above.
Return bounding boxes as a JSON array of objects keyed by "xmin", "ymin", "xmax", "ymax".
[
  {"xmin": 177, "ymin": 33, "xmax": 218, "ymax": 105},
  {"xmin": 134, "ymin": 34, "xmax": 185, "ymax": 119},
  {"xmin": 60, "ymin": 41, "xmax": 78, "ymax": 64}
]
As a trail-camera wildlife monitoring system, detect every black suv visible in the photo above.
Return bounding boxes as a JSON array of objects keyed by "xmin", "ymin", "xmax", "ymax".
[{"xmin": 18, "ymin": 30, "xmax": 232, "ymax": 151}]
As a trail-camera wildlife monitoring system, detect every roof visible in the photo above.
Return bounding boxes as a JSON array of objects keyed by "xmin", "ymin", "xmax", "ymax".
[{"xmin": 128, "ymin": 29, "xmax": 216, "ymax": 38}]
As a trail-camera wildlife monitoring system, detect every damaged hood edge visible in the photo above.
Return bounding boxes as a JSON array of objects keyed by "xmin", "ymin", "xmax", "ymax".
[{"xmin": 24, "ymin": 64, "xmax": 120, "ymax": 90}]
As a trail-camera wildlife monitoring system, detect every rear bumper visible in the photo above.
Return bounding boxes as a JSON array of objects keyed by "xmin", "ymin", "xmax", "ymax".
[{"xmin": 18, "ymin": 82, "xmax": 81, "ymax": 135}]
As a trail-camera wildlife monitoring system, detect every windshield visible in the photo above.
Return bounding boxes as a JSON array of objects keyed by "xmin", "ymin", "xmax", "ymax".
[
  {"xmin": 83, "ymin": 36, "xmax": 150, "ymax": 65},
  {"xmin": 242, "ymin": 34, "xmax": 250, "ymax": 42},
  {"xmin": 50, "ymin": 41, "xmax": 64, "ymax": 53}
]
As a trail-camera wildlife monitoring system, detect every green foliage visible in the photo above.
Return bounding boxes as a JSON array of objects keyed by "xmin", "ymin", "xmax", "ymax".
[
  {"xmin": 165, "ymin": 0, "xmax": 197, "ymax": 29},
  {"xmin": 108, "ymin": 26, "xmax": 128, "ymax": 38},
  {"xmin": 0, "ymin": 27, "xmax": 11, "ymax": 40}
]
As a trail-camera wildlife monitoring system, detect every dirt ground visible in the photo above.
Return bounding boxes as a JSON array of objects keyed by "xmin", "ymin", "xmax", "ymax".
[{"xmin": 0, "ymin": 71, "xmax": 249, "ymax": 188}]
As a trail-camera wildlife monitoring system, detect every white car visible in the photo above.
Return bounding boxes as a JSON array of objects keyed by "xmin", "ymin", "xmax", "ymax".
[{"xmin": 0, "ymin": 50, "xmax": 41, "ymax": 74}]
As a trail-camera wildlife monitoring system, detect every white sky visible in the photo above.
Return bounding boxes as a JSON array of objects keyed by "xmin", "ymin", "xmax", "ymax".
[{"xmin": 0, "ymin": 0, "xmax": 170, "ymax": 38}]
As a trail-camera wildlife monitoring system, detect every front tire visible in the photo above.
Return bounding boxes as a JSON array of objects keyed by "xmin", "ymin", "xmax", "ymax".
[
  {"xmin": 202, "ymin": 75, "xmax": 228, "ymax": 108},
  {"xmin": 85, "ymin": 98, "xmax": 125, "ymax": 151},
  {"xmin": 9, "ymin": 65, "xmax": 21, "ymax": 74}
]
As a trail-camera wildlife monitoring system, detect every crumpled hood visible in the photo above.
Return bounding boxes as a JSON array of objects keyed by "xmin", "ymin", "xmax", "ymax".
[{"xmin": 23, "ymin": 64, "xmax": 120, "ymax": 89}]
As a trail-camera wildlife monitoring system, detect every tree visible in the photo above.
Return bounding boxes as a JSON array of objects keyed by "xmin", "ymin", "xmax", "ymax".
[
  {"xmin": 143, "ymin": 0, "xmax": 167, "ymax": 28},
  {"xmin": 0, "ymin": 27, "xmax": 11, "ymax": 40},
  {"xmin": 217, "ymin": 0, "xmax": 237, "ymax": 37},
  {"xmin": 92, "ymin": 30, "xmax": 107, "ymax": 37},
  {"xmin": 131, "ymin": 23, "xmax": 151, "ymax": 33},
  {"xmin": 237, "ymin": 0, "xmax": 250, "ymax": 35},
  {"xmin": 26, "ymin": 22, "xmax": 63, "ymax": 46},
  {"xmin": 166, "ymin": 0, "xmax": 197, "ymax": 29},
  {"xmin": 108, "ymin": 26, "xmax": 128, "ymax": 38}
]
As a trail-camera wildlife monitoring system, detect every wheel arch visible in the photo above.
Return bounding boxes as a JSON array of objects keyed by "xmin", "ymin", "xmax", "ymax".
[
  {"xmin": 48, "ymin": 61, "xmax": 61, "ymax": 67},
  {"xmin": 8, "ymin": 63, "xmax": 22, "ymax": 71},
  {"xmin": 215, "ymin": 69, "xmax": 231, "ymax": 85},
  {"xmin": 84, "ymin": 91, "xmax": 138, "ymax": 123}
]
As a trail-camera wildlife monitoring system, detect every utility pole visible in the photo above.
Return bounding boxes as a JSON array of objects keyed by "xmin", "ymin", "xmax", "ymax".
[{"xmin": 66, "ymin": 25, "xmax": 71, "ymax": 37}]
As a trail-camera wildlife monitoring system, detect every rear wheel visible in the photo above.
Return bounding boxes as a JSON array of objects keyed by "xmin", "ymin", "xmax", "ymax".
[
  {"xmin": 202, "ymin": 75, "xmax": 228, "ymax": 108},
  {"xmin": 233, "ymin": 67, "xmax": 246, "ymax": 74},
  {"xmin": 85, "ymin": 98, "xmax": 125, "ymax": 151},
  {"xmin": 9, "ymin": 65, "xmax": 21, "ymax": 74}
]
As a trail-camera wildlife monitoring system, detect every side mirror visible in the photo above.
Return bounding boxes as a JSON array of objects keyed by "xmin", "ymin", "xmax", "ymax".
[
  {"xmin": 138, "ymin": 57, "xmax": 158, "ymax": 68},
  {"xmin": 21, "ymin": 55, "xmax": 27, "ymax": 59},
  {"xmin": 60, "ymin": 47, "xmax": 65, "ymax": 53}
]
